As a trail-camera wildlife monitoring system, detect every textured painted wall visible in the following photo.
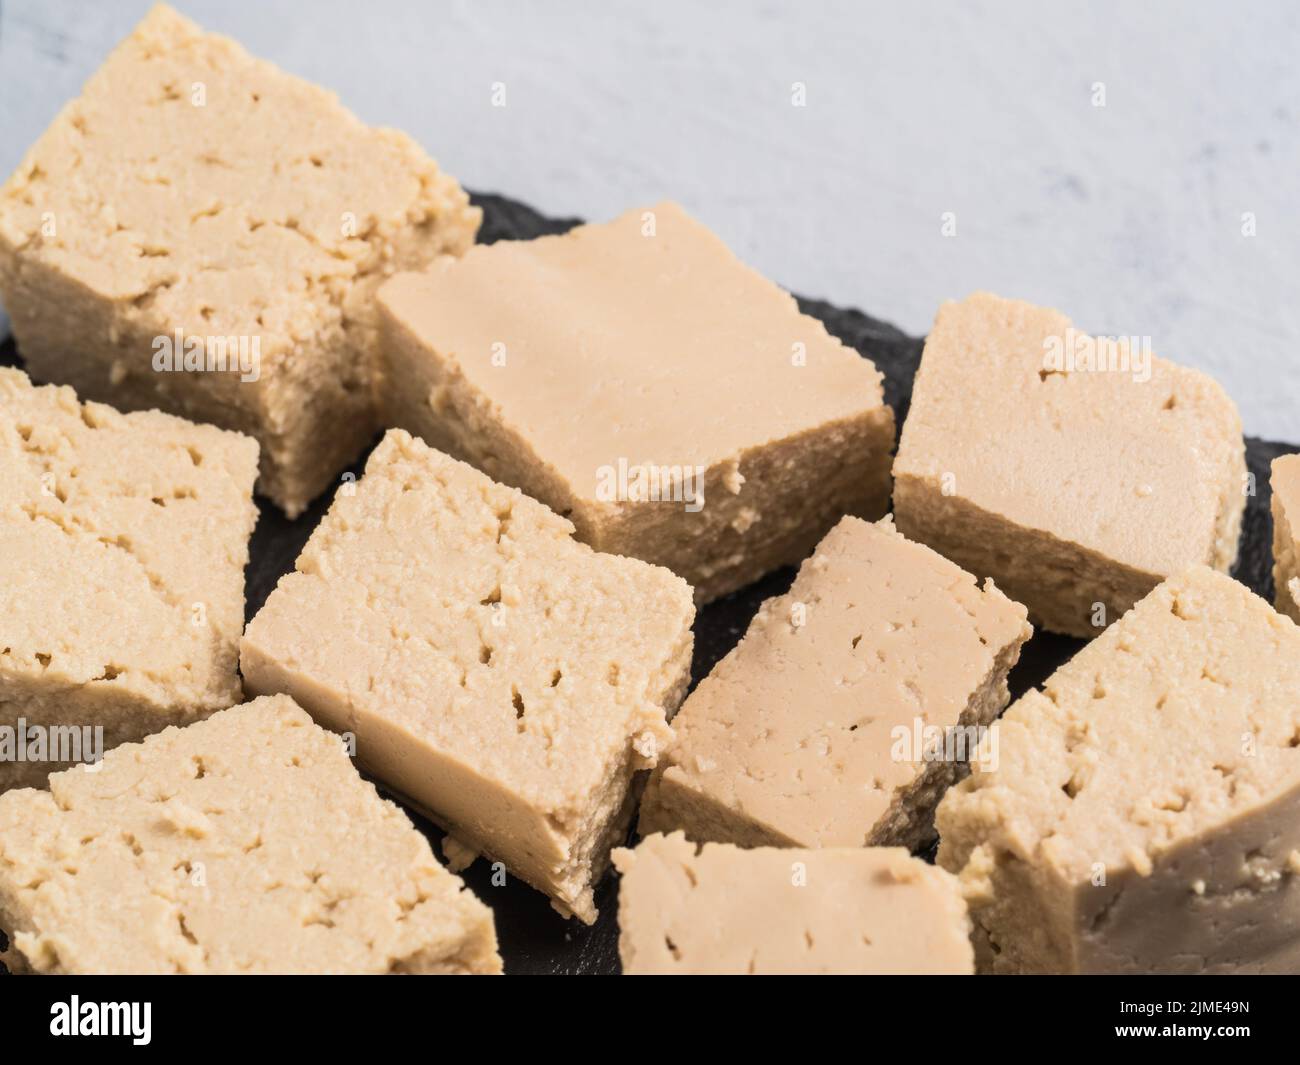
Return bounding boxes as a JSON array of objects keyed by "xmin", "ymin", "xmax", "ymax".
[{"xmin": 1, "ymin": 0, "xmax": 1295, "ymax": 437}]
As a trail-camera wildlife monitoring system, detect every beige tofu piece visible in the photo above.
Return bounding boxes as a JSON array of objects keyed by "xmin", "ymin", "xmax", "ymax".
[
  {"xmin": 0, "ymin": 368, "xmax": 257, "ymax": 792},
  {"xmin": 376, "ymin": 202, "xmax": 894, "ymax": 603},
  {"xmin": 0, "ymin": 695, "xmax": 500, "ymax": 974},
  {"xmin": 937, "ymin": 566, "xmax": 1300, "ymax": 974},
  {"xmin": 640, "ymin": 516, "xmax": 1030, "ymax": 850},
  {"xmin": 0, "ymin": 5, "xmax": 479, "ymax": 517},
  {"xmin": 1272, "ymin": 454, "xmax": 1300, "ymax": 623},
  {"xmin": 893, "ymin": 293, "xmax": 1245, "ymax": 638},
  {"xmin": 241, "ymin": 429, "xmax": 694, "ymax": 923},
  {"xmin": 614, "ymin": 832, "xmax": 973, "ymax": 974}
]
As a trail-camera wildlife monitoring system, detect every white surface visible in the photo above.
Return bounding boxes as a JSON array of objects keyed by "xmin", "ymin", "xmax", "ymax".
[{"xmin": 0, "ymin": 0, "xmax": 1295, "ymax": 438}]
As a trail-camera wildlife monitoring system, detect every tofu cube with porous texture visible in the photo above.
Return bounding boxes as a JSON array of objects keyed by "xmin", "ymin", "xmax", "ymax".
[
  {"xmin": 241, "ymin": 429, "xmax": 695, "ymax": 923},
  {"xmin": 0, "ymin": 4, "xmax": 479, "ymax": 517},
  {"xmin": 937, "ymin": 566, "xmax": 1300, "ymax": 974},
  {"xmin": 614, "ymin": 832, "xmax": 974, "ymax": 974},
  {"xmin": 0, "ymin": 367, "xmax": 257, "ymax": 792},
  {"xmin": 377, "ymin": 202, "xmax": 894, "ymax": 602},
  {"xmin": 893, "ymin": 293, "xmax": 1245, "ymax": 638},
  {"xmin": 639, "ymin": 516, "xmax": 1030, "ymax": 850},
  {"xmin": 0, "ymin": 696, "xmax": 501, "ymax": 974}
]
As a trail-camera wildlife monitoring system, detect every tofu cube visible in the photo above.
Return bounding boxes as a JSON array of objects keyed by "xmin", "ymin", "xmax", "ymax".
[
  {"xmin": 0, "ymin": 368, "xmax": 257, "ymax": 791},
  {"xmin": 893, "ymin": 293, "xmax": 1245, "ymax": 637},
  {"xmin": 241, "ymin": 429, "xmax": 695, "ymax": 923},
  {"xmin": 377, "ymin": 202, "xmax": 894, "ymax": 602},
  {"xmin": 614, "ymin": 832, "xmax": 973, "ymax": 974},
  {"xmin": 937, "ymin": 566, "xmax": 1300, "ymax": 974},
  {"xmin": 0, "ymin": 695, "xmax": 501, "ymax": 974},
  {"xmin": 0, "ymin": 5, "xmax": 479, "ymax": 517},
  {"xmin": 640, "ymin": 515, "xmax": 1030, "ymax": 849}
]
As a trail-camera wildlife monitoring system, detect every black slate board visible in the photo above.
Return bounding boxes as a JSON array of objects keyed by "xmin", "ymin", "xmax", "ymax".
[{"xmin": 1, "ymin": 192, "xmax": 1295, "ymax": 976}]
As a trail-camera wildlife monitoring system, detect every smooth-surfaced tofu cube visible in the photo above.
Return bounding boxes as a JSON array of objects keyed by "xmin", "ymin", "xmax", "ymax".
[
  {"xmin": 240, "ymin": 429, "xmax": 694, "ymax": 923},
  {"xmin": 639, "ymin": 516, "xmax": 1030, "ymax": 850},
  {"xmin": 1272, "ymin": 454, "xmax": 1300, "ymax": 623},
  {"xmin": 0, "ymin": 695, "xmax": 501, "ymax": 974},
  {"xmin": 893, "ymin": 293, "xmax": 1245, "ymax": 638},
  {"xmin": 613, "ymin": 832, "xmax": 973, "ymax": 974},
  {"xmin": 0, "ymin": 4, "xmax": 479, "ymax": 517},
  {"xmin": 937, "ymin": 566, "xmax": 1300, "ymax": 974},
  {"xmin": 0, "ymin": 368, "xmax": 257, "ymax": 792},
  {"xmin": 376, "ymin": 202, "xmax": 894, "ymax": 603}
]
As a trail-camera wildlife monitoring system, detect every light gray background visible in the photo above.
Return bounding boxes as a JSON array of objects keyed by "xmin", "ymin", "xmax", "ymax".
[{"xmin": 1, "ymin": 0, "xmax": 1296, "ymax": 438}]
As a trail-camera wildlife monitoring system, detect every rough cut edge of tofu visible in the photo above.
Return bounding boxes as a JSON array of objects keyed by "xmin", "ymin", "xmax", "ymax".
[
  {"xmin": 1272, "ymin": 458, "xmax": 1300, "ymax": 624},
  {"xmin": 0, "ymin": 894, "xmax": 502, "ymax": 976}
]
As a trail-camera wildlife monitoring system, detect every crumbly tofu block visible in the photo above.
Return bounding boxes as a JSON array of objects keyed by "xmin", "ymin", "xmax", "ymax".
[
  {"xmin": 241, "ymin": 430, "xmax": 694, "ymax": 923},
  {"xmin": 893, "ymin": 293, "xmax": 1245, "ymax": 638},
  {"xmin": 1272, "ymin": 454, "xmax": 1300, "ymax": 623},
  {"xmin": 640, "ymin": 516, "xmax": 1030, "ymax": 850},
  {"xmin": 613, "ymin": 833, "xmax": 973, "ymax": 974},
  {"xmin": 0, "ymin": 695, "xmax": 501, "ymax": 974},
  {"xmin": 377, "ymin": 202, "xmax": 894, "ymax": 602},
  {"xmin": 0, "ymin": 4, "xmax": 479, "ymax": 517},
  {"xmin": 937, "ymin": 566, "xmax": 1300, "ymax": 974},
  {"xmin": 0, "ymin": 368, "xmax": 257, "ymax": 792}
]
